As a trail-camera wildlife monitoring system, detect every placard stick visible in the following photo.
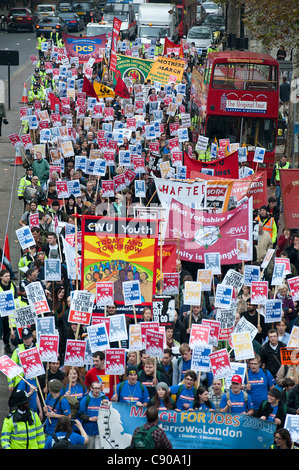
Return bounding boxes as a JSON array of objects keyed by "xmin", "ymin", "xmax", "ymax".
[{"xmin": 75, "ymin": 207, "xmax": 78, "ymax": 291}]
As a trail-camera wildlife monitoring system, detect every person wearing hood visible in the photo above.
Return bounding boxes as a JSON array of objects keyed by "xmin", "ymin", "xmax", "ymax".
[{"xmin": 78, "ymin": 381, "xmax": 108, "ymax": 449}]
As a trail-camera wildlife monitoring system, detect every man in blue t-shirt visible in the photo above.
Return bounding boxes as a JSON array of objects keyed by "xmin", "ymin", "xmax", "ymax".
[
  {"xmin": 219, "ymin": 375, "xmax": 254, "ymax": 415},
  {"xmin": 245, "ymin": 355, "xmax": 275, "ymax": 410},
  {"xmin": 111, "ymin": 365, "xmax": 150, "ymax": 407},
  {"xmin": 170, "ymin": 370, "xmax": 197, "ymax": 411}
]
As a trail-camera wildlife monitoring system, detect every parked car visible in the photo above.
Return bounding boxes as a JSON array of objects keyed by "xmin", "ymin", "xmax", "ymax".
[
  {"xmin": 58, "ymin": 12, "xmax": 85, "ymax": 31},
  {"xmin": 35, "ymin": 4, "xmax": 57, "ymax": 19},
  {"xmin": 186, "ymin": 25, "xmax": 213, "ymax": 51},
  {"xmin": 71, "ymin": 1, "xmax": 101, "ymax": 24},
  {"xmin": 36, "ymin": 16, "xmax": 68, "ymax": 37},
  {"xmin": 202, "ymin": 2, "xmax": 223, "ymax": 16},
  {"xmin": 7, "ymin": 7, "xmax": 38, "ymax": 32},
  {"xmin": 203, "ymin": 14, "xmax": 225, "ymax": 38}
]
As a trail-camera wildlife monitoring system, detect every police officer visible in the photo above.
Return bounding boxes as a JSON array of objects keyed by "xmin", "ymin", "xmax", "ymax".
[
  {"xmin": 18, "ymin": 166, "xmax": 34, "ymax": 205},
  {"xmin": 1, "ymin": 390, "xmax": 45, "ymax": 449},
  {"xmin": 207, "ymin": 42, "xmax": 219, "ymax": 54},
  {"xmin": 28, "ymin": 82, "xmax": 45, "ymax": 103},
  {"xmin": 155, "ymin": 38, "xmax": 164, "ymax": 56},
  {"xmin": 270, "ymin": 155, "xmax": 291, "ymax": 211},
  {"xmin": 36, "ymin": 33, "xmax": 46, "ymax": 59}
]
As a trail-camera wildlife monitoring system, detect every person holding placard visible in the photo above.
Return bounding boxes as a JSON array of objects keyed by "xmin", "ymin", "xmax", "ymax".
[
  {"xmin": 172, "ymin": 343, "xmax": 193, "ymax": 385},
  {"xmin": 7, "ymin": 328, "xmax": 36, "ymax": 392},
  {"xmin": 183, "ymin": 305, "xmax": 209, "ymax": 342}
]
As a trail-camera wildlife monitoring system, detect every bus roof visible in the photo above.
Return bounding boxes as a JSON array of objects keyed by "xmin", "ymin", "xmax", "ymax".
[{"xmin": 207, "ymin": 50, "xmax": 278, "ymax": 65}]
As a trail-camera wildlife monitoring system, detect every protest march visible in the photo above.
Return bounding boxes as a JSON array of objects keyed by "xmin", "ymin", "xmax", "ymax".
[{"xmin": 1, "ymin": 18, "xmax": 299, "ymax": 452}]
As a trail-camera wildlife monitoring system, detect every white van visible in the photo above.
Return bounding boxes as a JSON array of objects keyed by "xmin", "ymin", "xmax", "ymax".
[
  {"xmin": 87, "ymin": 0, "xmax": 137, "ymax": 39},
  {"xmin": 137, "ymin": 3, "xmax": 179, "ymax": 45}
]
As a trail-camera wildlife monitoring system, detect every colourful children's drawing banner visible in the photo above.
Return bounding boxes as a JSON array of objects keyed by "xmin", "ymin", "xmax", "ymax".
[{"xmin": 82, "ymin": 216, "xmax": 159, "ymax": 305}]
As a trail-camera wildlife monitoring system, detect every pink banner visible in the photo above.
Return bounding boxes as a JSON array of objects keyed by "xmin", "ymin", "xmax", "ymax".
[
  {"xmin": 185, "ymin": 151, "xmax": 239, "ymax": 179},
  {"xmin": 165, "ymin": 198, "xmax": 252, "ymax": 264}
]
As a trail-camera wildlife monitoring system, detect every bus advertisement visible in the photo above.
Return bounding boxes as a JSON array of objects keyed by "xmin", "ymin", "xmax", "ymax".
[{"xmin": 190, "ymin": 51, "xmax": 279, "ymax": 179}]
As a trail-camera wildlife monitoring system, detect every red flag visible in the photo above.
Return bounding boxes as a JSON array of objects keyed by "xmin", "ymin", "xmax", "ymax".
[
  {"xmin": 163, "ymin": 37, "xmax": 184, "ymax": 57},
  {"xmin": 48, "ymin": 92, "xmax": 62, "ymax": 112},
  {"xmin": 82, "ymin": 76, "xmax": 99, "ymax": 102},
  {"xmin": 114, "ymin": 71, "xmax": 130, "ymax": 99}
]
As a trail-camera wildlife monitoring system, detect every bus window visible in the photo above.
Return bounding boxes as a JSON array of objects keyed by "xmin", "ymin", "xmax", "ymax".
[
  {"xmin": 206, "ymin": 116, "xmax": 276, "ymax": 150},
  {"xmin": 212, "ymin": 63, "xmax": 278, "ymax": 91}
]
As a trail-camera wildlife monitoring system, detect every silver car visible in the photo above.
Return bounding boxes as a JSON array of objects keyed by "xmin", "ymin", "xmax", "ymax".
[
  {"xmin": 35, "ymin": 4, "xmax": 57, "ymax": 19},
  {"xmin": 202, "ymin": 2, "xmax": 223, "ymax": 16}
]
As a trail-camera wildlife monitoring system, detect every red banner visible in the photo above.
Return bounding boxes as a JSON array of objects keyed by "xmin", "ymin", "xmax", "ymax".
[
  {"xmin": 185, "ymin": 152, "xmax": 239, "ymax": 179},
  {"xmin": 164, "ymin": 198, "xmax": 252, "ymax": 264},
  {"xmin": 280, "ymin": 169, "xmax": 299, "ymax": 229},
  {"xmin": 163, "ymin": 37, "xmax": 183, "ymax": 57},
  {"xmin": 110, "ymin": 17, "xmax": 122, "ymax": 72}
]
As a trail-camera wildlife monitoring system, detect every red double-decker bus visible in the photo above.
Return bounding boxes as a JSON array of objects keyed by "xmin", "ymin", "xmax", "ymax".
[{"xmin": 191, "ymin": 51, "xmax": 279, "ymax": 179}]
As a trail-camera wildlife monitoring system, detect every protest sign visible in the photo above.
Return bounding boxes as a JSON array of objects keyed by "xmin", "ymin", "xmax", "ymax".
[
  {"xmin": 190, "ymin": 345, "xmax": 212, "ymax": 372},
  {"xmin": 129, "ymin": 324, "xmax": 142, "ymax": 351},
  {"xmin": 38, "ymin": 334, "xmax": 59, "ymax": 362},
  {"xmin": 18, "ymin": 347, "xmax": 45, "ymax": 379},
  {"xmin": 25, "ymin": 282, "xmax": 50, "ymax": 316},
  {"xmin": 87, "ymin": 323, "xmax": 110, "ymax": 352},
  {"xmin": 145, "ymin": 330, "xmax": 164, "ymax": 358},
  {"xmin": 109, "ymin": 314, "xmax": 128, "ymax": 343},
  {"xmin": 123, "ymin": 280, "xmax": 142, "ymax": 306},
  {"xmin": 105, "ymin": 349, "xmax": 126, "ymax": 375},
  {"xmin": 251, "ymin": 281, "xmax": 268, "ymax": 305},
  {"xmin": 280, "ymin": 347, "xmax": 299, "ymax": 366},
  {"xmin": 202, "ymin": 319, "xmax": 221, "ymax": 347},
  {"xmin": 65, "ymin": 340, "xmax": 86, "ymax": 366},
  {"xmin": 209, "ymin": 348, "xmax": 232, "ymax": 380},
  {"xmin": 69, "ymin": 290, "xmax": 95, "ymax": 325},
  {"xmin": 189, "ymin": 324, "xmax": 210, "ymax": 349},
  {"xmin": 35, "ymin": 316, "xmax": 55, "ymax": 343},
  {"xmin": 15, "ymin": 226, "xmax": 35, "ymax": 250},
  {"xmin": 264, "ymin": 299, "xmax": 282, "ymax": 324},
  {"xmin": 215, "ymin": 284, "xmax": 233, "ymax": 310},
  {"xmin": 140, "ymin": 321, "xmax": 159, "ymax": 348},
  {"xmin": 13, "ymin": 305, "xmax": 37, "ymax": 338},
  {"xmin": 231, "ymin": 331, "xmax": 254, "ymax": 361},
  {"xmin": 146, "ymin": 56, "xmax": 185, "ymax": 85},
  {"xmin": 0, "ymin": 355, "xmax": 23, "ymax": 380},
  {"xmin": 162, "ymin": 273, "xmax": 180, "ymax": 295},
  {"xmin": 288, "ymin": 276, "xmax": 299, "ymax": 301},
  {"xmin": 183, "ymin": 281, "xmax": 202, "ymax": 306},
  {"xmin": 44, "ymin": 259, "xmax": 61, "ymax": 281},
  {"xmin": 0, "ymin": 291, "xmax": 15, "ymax": 317},
  {"xmin": 96, "ymin": 282, "xmax": 114, "ymax": 306}
]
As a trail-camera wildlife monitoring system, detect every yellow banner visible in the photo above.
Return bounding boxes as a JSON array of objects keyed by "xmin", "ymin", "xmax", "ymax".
[
  {"xmin": 93, "ymin": 81, "xmax": 115, "ymax": 99},
  {"xmin": 146, "ymin": 56, "xmax": 185, "ymax": 85}
]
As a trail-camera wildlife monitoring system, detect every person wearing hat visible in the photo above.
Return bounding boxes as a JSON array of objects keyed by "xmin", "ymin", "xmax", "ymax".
[
  {"xmin": 43, "ymin": 379, "xmax": 71, "ymax": 437},
  {"xmin": 149, "ymin": 382, "xmax": 176, "ymax": 410},
  {"xmin": 1, "ymin": 390, "xmax": 45, "ymax": 449},
  {"xmin": 219, "ymin": 375, "xmax": 254, "ymax": 415},
  {"xmin": 138, "ymin": 357, "xmax": 169, "ymax": 400},
  {"xmin": 255, "ymin": 205, "xmax": 277, "ymax": 244},
  {"xmin": 111, "ymin": 365, "xmax": 150, "ymax": 406},
  {"xmin": 7, "ymin": 328, "xmax": 36, "ymax": 392},
  {"xmin": 49, "ymin": 199, "xmax": 68, "ymax": 222}
]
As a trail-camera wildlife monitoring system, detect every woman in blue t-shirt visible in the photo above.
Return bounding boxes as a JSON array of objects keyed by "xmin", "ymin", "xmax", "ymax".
[
  {"xmin": 44, "ymin": 416, "xmax": 88, "ymax": 449},
  {"xmin": 192, "ymin": 386, "xmax": 216, "ymax": 411}
]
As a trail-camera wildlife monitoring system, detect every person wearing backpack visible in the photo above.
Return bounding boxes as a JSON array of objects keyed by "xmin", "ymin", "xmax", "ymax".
[
  {"xmin": 44, "ymin": 416, "xmax": 88, "ymax": 449},
  {"xmin": 219, "ymin": 375, "xmax": 254, "ymax": 415},
  {"xmin": 170, "ymin": 370, "xmax": 198, "ymax": 411},
  {"xmin": 111, "ymin": 365, "xmax": 150, "ymax": 406},
  {"xmin": 130, "ymin": 406, "xmax": 172, "ymax": 450},
  {"xmin": 43, "ymin": 379, "xmax": 71, "ymax": 437},
  {"xmin": 78, "ymin": 381, "xmax": 109, "ymax": 449},
  {"xmin": 245, "ymin": 354, "xmax": 276, "ymax": 411}
]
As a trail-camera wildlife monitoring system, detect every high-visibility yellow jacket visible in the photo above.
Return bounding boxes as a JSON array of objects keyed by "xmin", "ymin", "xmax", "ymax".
[
  {"xmin": 255, "ymin": 215, "xmax": 277, "ymax": 244},
  {"xmin": 1, "ymin": 410, "xmax": 45, "ymax": 449}
]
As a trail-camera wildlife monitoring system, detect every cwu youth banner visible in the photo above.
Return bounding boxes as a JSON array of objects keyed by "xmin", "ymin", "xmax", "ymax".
[
  {"xmin": 98, "ymin": 403, "xmax": 276, "ymax": 449},
  {"xmin": 164, "ymin": 197, "xmax": 253, "ymax": 264},
  {"xmin": 62, "ymin": 33, "xmax": 106, "ymax": 63}
]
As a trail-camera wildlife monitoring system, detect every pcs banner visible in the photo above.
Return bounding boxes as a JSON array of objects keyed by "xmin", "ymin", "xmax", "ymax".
[{"xmin": 62, "ymin": 33, "xmax": 106, "ymax": 63}]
